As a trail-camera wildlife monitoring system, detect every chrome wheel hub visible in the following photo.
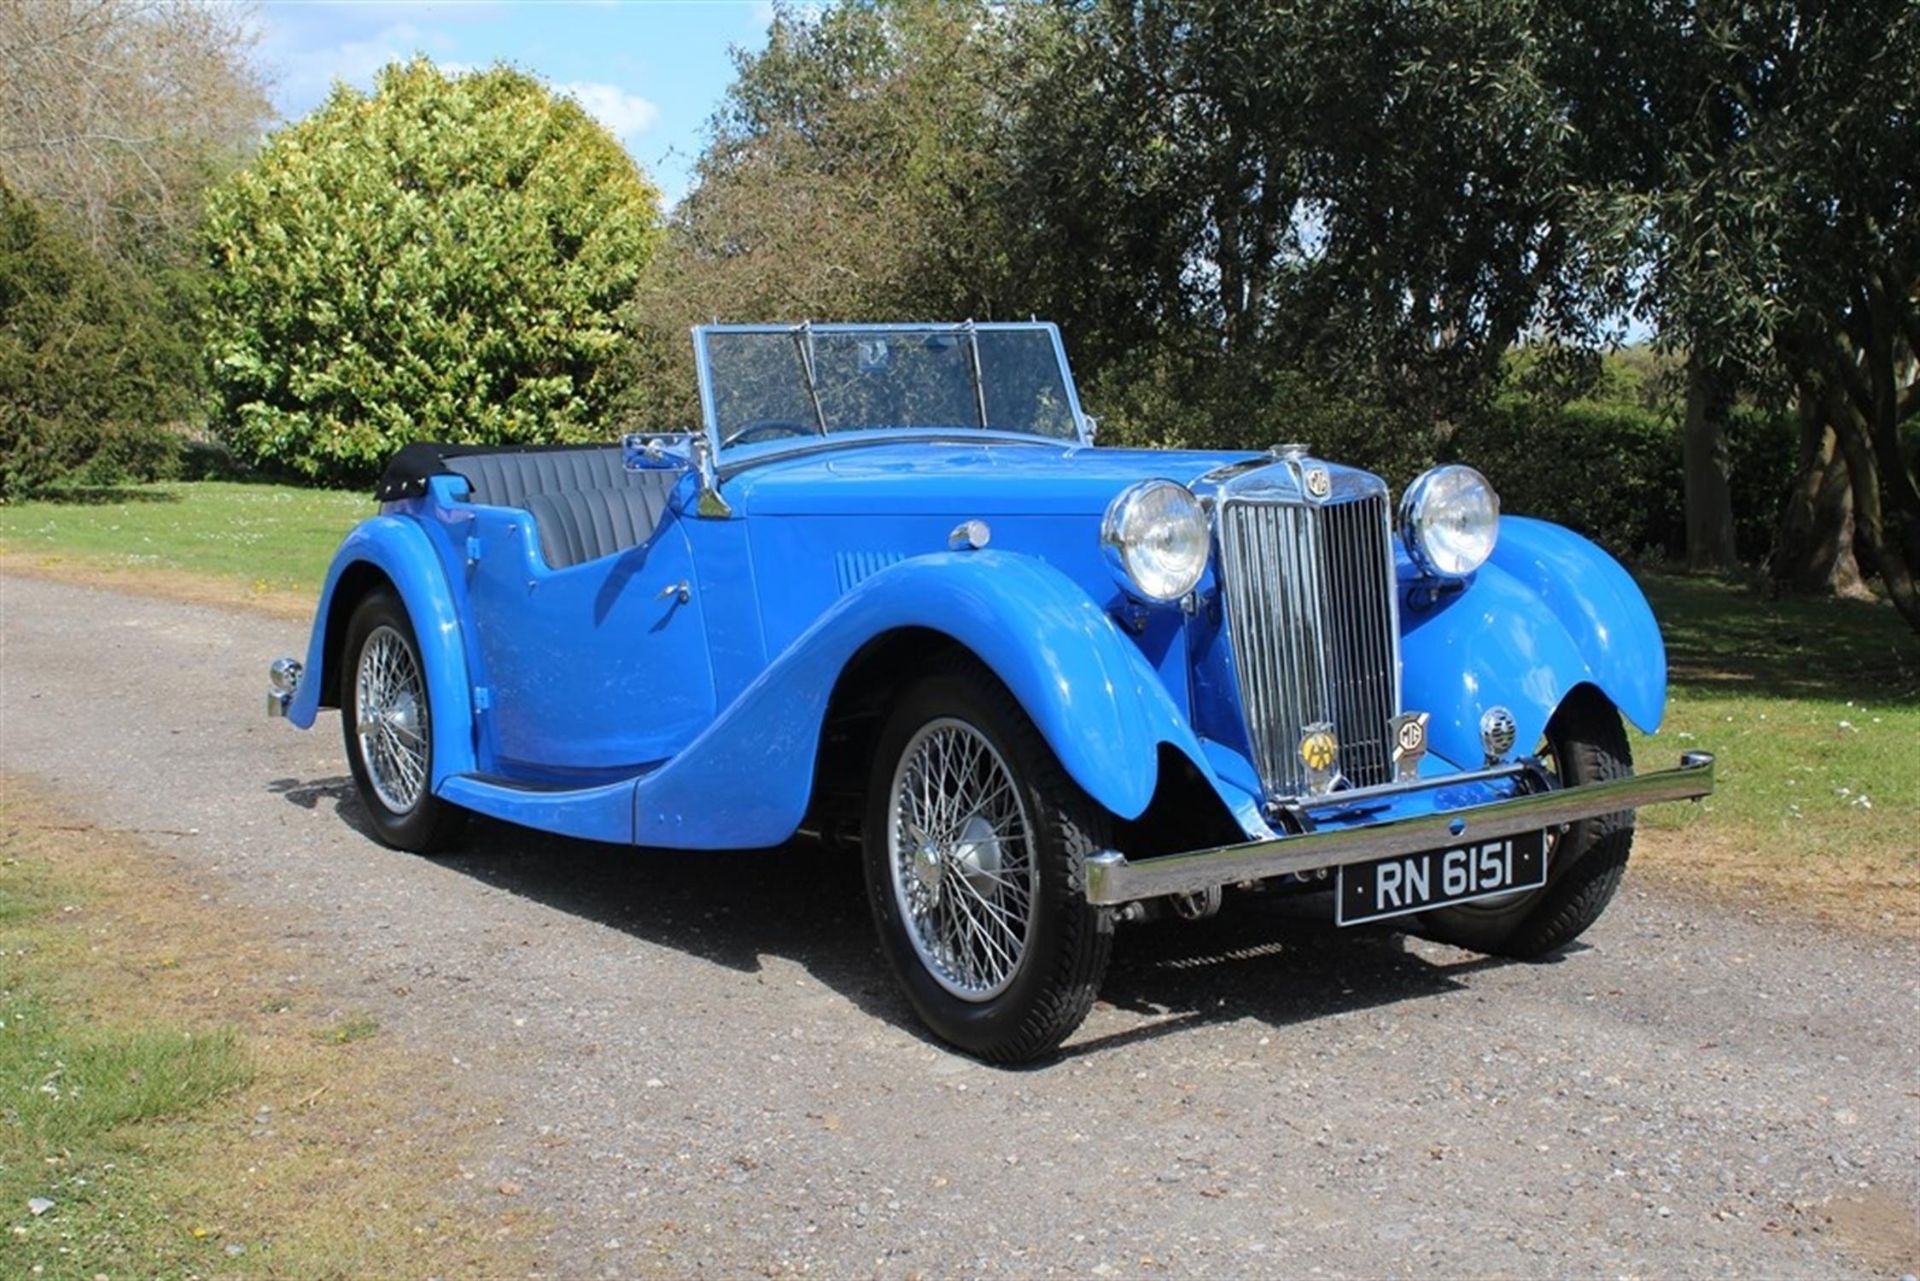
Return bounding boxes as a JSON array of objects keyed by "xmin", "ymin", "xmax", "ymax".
[
  {"xmin": 913, "ymin": 841, "xmax": 944, "ymax": 902},
  {"xmin": 949, "ymin": 812, "xmax": 1004, "ymax": 882},
  {"xmin": 888, "ymin": 718, "xmax": 1037, "ymax": 1002},
  {"xmin": 355, "ymin": 625, "xmax": 429, "ymax": 815}
]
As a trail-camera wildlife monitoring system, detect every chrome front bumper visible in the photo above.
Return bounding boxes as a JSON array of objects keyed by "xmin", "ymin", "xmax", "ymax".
[{"xmin": 1084, "ymin": 751, "xmax": 1716, "ymax": 906}]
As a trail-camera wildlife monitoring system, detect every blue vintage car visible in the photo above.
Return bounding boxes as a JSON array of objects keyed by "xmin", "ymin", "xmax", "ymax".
[{"xmin": 269, "ymin": 321, "xmax": 1713, "ymax": 1061}]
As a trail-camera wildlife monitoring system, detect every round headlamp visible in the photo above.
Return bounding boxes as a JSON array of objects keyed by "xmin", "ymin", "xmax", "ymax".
[
  {"xmin": 1399, "ymin": 464, "xmax": 1500, "ymax": 578},
  {"xmin": 1101, "ymin": 480, "xmax": 1209, "ymax": 604}
]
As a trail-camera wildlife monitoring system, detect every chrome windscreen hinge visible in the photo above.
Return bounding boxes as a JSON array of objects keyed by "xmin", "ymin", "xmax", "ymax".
[{"xmin": 472, "ymin": 685, "xmax": 492, "ymax": 713}]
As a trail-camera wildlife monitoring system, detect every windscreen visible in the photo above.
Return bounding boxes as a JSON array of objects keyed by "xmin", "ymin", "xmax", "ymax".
[{"xmin": 699, "ymin": 325, "xmax": 1081, "ymax": 449}]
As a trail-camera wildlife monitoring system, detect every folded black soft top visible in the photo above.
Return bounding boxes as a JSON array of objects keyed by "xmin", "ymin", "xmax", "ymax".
[{"xmin": 374, "ymin": 441, "xmax": 617, "ymax": 502}]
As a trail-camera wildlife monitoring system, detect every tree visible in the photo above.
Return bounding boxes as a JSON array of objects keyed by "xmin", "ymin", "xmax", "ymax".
[
  {"xmin": 1558, "ymin": 1, "xmax": 1920, "ymax": 608},
  {"xmin": 634, "ymin": 0, "xmax": 1047, "ymax": 422},
  {"xmin": 203, "ymin": 61, "xmax": 664, "ymax": 485},
  {"xmin": 660, "ymin": 0, "xmax": 1911, "ymax": 628},
  {"xmin": 2, "ymin": 0, "xmax": 270, "ymax": 486},
  {"xmin": 0, "ymin": 0, "xmax": 269, "ymax": 257},
  {"xmin": 0, "ymin": 180, "xmax": 188, "ymax": 497},
  {"xmin": 989, "ymin": 0, "xmax": 1614, "ymax": 467},
  {"xmin": 1772, "ymin": 386, "xmax": 1870, "ymax": 598}
]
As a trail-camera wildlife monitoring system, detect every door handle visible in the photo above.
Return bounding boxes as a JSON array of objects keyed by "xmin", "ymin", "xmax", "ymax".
[{"xmin": 658, "ymin": 579, "xmax": 691, "ymax": 604}]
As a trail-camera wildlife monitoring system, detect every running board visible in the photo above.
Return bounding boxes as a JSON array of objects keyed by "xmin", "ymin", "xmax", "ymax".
[{"xmin": 438, "ymin": 773, "xmax": 639, "ymax": 844}]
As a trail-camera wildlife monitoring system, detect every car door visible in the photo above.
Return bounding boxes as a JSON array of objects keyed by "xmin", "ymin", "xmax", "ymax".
[{"xmin": 462, "ymin": 499, "xmax": 718, "ymax": 775}]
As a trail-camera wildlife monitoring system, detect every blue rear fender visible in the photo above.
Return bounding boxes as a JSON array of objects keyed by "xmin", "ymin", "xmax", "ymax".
[
  {"xmin": 285, "ymin": 514, "xmax": 478, "ymax": 785},
  {"xmin": 1400, "ymin": 516, "xmax": 1666, "ymax": 768},
  {"xmin": 630, "ymin": 550, "xmax": 1235, "ymax": 849}
]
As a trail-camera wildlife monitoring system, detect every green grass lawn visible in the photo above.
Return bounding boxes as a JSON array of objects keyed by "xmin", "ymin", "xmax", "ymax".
[
  {"xmin": 1, "ymin": 785, "xmax": 523, "ymax": 1277},
  {"xmin": 1630, "ymin": 574, "xmax": 1918, "ymax": 918},
  {"xmin": 0, "ymin": 844, "xmax": 254, "ymax": 1274},
  {"xmin": 0, "ymin": 480, "xmax": 370, "ymax": 599}
]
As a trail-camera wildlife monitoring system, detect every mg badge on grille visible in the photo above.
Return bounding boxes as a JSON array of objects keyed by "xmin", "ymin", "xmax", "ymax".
[
  {"xmin": 1304, "ymin": 466, "xmax": 1332, "ymax": 499},
  {"xmin": 1390, "ymin": 711, "xmax": 1430, "ymax": 782},
  {"xmin": 1298, "ymin": 722, "xmax": 1340, "ymax": 795}
]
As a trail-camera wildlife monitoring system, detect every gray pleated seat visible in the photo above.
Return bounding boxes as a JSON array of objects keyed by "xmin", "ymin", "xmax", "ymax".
[
  {"xmin": 522, "ymin": 486, "xmax": 674, "ymax": 570},
  {"xmin": 445, "ymin": 448, "xmax": 625, "ymax": 507},
  {"xmin": 447, "ymin": 447, "xmax": 678, "ymax": 570}
]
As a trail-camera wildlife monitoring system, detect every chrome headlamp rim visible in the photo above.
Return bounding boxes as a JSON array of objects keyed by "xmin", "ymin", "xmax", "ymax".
[
  {"xmin": 1398, "ymin": 464, "xmax": 1500, "ymax": 579},
  {"xmin": 1100, "ymin": 478, "xmax": 1209, "ymax": 605}
]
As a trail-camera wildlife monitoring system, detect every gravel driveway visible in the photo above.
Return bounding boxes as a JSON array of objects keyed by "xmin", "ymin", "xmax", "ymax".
[{"xmin": 3, "ymin": 572, "xmax": 1916, "ymax": 1279}]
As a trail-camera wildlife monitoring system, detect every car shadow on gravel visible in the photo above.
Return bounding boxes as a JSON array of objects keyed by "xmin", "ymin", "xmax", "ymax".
[
  {"xmin": 1065, "ymin": 903, "xmax": 1531, "ymax": 1058},
  {"xmin": 275, "ymin": 776, "xmax": 1539, "ymax": 1061}
]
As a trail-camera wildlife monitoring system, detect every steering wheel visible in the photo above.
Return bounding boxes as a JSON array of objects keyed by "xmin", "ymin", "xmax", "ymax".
[{"xmin": 721, "ymin": 418, "xmax": 818, "ymax": 449}]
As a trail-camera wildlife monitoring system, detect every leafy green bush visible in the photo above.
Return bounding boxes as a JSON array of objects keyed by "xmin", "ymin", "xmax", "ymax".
[
  {"xmin": 1450, "ymin": 396, "xmax": 1793, "ymax": 562},
  {"xmin": 0, "ymin": 184, "xmax": 187, "ymax": 499},
  {"xmin": 202, "ymin": 60, "xmax": 662, "ymax": 486},
  {"xmin": 1088, "ymin": 352, "xmax": 1441, "ymax": 484},
  {"xmin": 1088, "ymin": 342, "xmax": 1795, "ymax": 564},
  {"xmin": 1451, "ymin": 398, "xmax": 1682, "ymax": 558}
]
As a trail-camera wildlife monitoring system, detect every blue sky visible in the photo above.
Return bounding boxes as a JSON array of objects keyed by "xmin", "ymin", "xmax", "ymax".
[{"xmin": 252, "ymin": 1, "xmax": 778, "ymax": 207}]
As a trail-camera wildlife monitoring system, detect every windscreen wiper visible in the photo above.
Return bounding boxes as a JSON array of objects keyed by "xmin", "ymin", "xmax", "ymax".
[
  {"xmin": 962, "ymin": 320, "xmax": 988, "ymax": 429},
  {"xmin": 792, "ymin": 322, "xmax": 829, "ymax": 436}
]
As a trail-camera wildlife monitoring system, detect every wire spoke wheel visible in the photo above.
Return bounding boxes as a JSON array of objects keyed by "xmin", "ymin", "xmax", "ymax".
[
  {"xmin": 354, "ymin": 624, "xmax": 429, "ymax": 815},
  {"xmin": 887, "ymin": 717, "xmax": 1037, "ymax": 1002}
]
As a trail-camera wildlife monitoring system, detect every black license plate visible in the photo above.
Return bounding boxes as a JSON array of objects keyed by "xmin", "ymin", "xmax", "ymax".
[{"xmin": 1335, "ymin": 830, "xmax": 1548, "ymax": 926}]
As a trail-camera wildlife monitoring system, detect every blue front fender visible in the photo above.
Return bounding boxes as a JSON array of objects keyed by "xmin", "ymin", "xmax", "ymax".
[
  {"xmin": 1401, "ymin": 516, "xmax": 1666, "ymax": 768},
  {"xmin": 285, "ymin": 515, "xmax": 477, "ymax": 785},
  {"xmin": 631, "ymin": 550, "xmax": 1229, "ymax": 849}
]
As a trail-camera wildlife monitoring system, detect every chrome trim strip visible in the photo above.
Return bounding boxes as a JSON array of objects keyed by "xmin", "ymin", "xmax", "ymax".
[{"xmin": 1083, "ymin": 752, "xmax": 1716, "ymax": 906}]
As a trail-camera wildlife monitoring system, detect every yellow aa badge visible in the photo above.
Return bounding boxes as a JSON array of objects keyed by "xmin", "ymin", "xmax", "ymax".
[{"xmin": 1298, "ymin": 722, "xmax": 1339, "ymax": 794}]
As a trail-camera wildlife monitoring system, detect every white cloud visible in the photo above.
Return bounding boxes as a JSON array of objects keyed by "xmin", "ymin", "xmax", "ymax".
[
  {"xmin": 258, "ymin": 18, "xmax": 457, "ymax": 120},
  {"xmin": 554, "ymin": 80, "xmax": 660, "ymax": 141}
]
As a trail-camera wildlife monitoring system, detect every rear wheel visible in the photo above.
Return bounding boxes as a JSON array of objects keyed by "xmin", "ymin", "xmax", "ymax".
[
  {"xmin": 1418, "ymin": 687, "xmax": 1634, "ymax": 958},
  {"xmin": 340, "ymin": 589, "xmax": 461, "ymax": 853},
  {"xmin": 862, "ymin": 660, "xmax": 1113, "ymax": 1062}
]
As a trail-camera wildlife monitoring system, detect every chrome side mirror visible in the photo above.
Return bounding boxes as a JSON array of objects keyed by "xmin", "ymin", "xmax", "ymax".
[{"xmin": 621, "ymin": 432, "xmax": 732, "ymax": 518}]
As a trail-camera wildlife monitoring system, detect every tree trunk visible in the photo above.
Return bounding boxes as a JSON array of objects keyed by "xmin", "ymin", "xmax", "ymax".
[
  {"xmin": 1833, "ymin": 286, "xmax": 1920, "ymax": 633},
  {"xmin": 1830, "ymin": 390, "xmax": 1920, "ymax": 632},
  {"xmin": 1682, "ymin": 351, "xmax": 1738, "ymax": 572},
  {"xmin": 1771, "ymin": 386, "xmax": 1869, "ymax": 597}
]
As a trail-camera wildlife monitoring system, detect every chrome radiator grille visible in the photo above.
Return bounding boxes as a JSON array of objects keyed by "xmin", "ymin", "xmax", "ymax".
[{"xmin": 1216, "ymin": 492, "xmax": 1400, "ymax": 800}]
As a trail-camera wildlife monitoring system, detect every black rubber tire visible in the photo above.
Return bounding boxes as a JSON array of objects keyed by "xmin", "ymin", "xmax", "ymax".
[
  {"xmin": 340, "ymin": 589, "xmax": 463, "ymax": 853},
  {"xmin": 1417, "ymin": 687, "xmax": 1635, "ymax": 959},
  {"xmin": 862, "ymin": 658, "xmax": 1114, "ymax": 1063}
]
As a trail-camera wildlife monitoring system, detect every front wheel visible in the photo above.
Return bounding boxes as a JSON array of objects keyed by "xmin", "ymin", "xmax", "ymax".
[
  {"xmin": 1418, "ymin": 687, "xmax": 1635, "ymax": 958},
  {"xmin": 340, "ymin": 589, "xmax": 462, "ymax": 853},
  {"xmin": 862, "ymin": 660, "xmax": 1114, "ymax": 1063}
]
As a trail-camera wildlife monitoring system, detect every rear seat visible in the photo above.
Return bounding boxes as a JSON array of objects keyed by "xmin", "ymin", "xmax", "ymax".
[{"xmin": 446, "ymin": 447, "xmax": 678, "ymax": 570}]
